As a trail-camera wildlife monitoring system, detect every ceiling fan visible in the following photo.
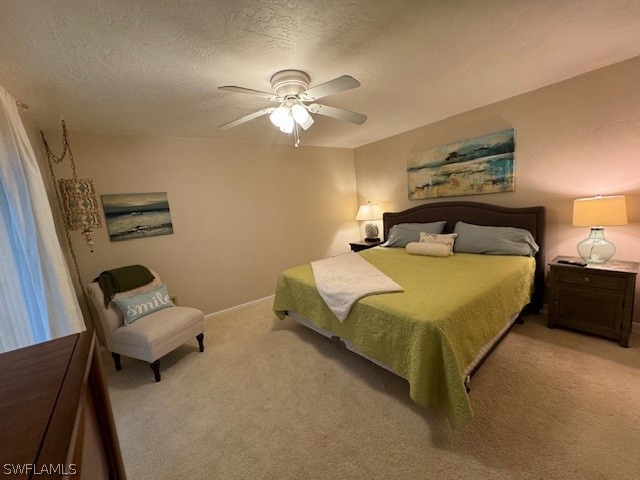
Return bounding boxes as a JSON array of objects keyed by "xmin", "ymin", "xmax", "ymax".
[{"xmin": 218, "ymin": 70, "xmax": 367, "ymax": 146}]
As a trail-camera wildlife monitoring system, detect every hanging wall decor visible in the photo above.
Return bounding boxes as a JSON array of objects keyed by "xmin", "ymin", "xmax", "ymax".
[
  {"xmin": 101, "ymin": 192, "xmax": 174, "ymax": 242},
  {"xmin": 58, "ymin": 178, "xmax": 102, "ymax": 245},
  {"xmin": 41, "ymin": 120, "xmax": 103, "ymax": 251},
  {"xmin": 407, "ymin": 129, "xmax": 515, "ymax": 199}
]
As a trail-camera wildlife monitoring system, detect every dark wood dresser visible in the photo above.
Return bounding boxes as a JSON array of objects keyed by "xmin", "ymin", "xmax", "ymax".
[
  {"xmin": 0, "ymin": 330, "xmax": 126, "ymax": 479},
  {"xmin": 547, "ymin": 256, "xmax": 638, "ymax": 347}
]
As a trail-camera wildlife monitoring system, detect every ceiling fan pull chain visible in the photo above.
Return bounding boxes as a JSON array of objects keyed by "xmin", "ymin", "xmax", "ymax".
[{"xmin": 294, "ymin": 122, "xmax": 300, "ymax": 147}]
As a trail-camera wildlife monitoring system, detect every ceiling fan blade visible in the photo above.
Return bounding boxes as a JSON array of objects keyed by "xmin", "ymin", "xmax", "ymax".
[
  {"xmin": 309, "ymin": 104, "xmax": 367, "ymax": 125},
  {"xmin": 301, "ymin": 75, "xmax": 361, "ymax": 101},
  {"xmin": 218, "ymin": 108, "xmax": 276, "ymax": 130},
  {"xmin": 218, "ymin": 86, "xmax": 280, "ymax": 101}
]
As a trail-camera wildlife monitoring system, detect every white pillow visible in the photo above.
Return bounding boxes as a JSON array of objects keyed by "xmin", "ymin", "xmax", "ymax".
[
  {"xmin": 419, "ymin": 232, "xmax": 457, "ymax": 256},
  {"xmin": 406, "ymin": 242, "xmax": 451, "ymax": 257}
]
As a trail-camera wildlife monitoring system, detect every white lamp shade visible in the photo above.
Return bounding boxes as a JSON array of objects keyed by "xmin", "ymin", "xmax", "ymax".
[
  {"xmin": 355, "ymin": 202, "xmax": 383, "ymax": 221},
  {"xmin": 291, "ymin": 104, "xmax": 310, "ymax": 124},
  {"xmin": 279, "ymin": 115, "xmax": 294, "ymax": 133},
  {"xmin": 298, "ymin": 114, "xmax": 314, "ymax": 131},
  {"xmin": 269, "ymin": 105, "xmax": 289, "ymax": 127},
  {"xmin": 572, "ymin": 195, "xmax": 628, "ymax": 227}
]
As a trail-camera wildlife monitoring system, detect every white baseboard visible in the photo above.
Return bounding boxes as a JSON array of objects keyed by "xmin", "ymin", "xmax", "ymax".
[{"xmin": 204, "ymin": 295, "xmax": 275, "ymax": 320}]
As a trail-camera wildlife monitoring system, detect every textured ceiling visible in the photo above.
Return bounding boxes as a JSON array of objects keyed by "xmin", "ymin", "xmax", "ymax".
[{"xmin": 1, "ymin": 0, "xmax": 640, "ymax": 148}]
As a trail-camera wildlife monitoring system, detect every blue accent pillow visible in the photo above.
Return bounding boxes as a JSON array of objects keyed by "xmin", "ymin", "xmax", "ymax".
[
  {"xmin": 113, "ymin": 285, "xmax": 175, "ymax": 325},
  {"xmin": 383, "ymin": 221, "xmax": 446, "ymax": 247},
  {"xmin": 453, "ymin": 221, "xmax": 539, "ymax": 256}
]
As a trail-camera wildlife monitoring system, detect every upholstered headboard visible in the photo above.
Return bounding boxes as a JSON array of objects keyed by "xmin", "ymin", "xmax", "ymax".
[{"xmin": 383, "ymin": 201, "xmax": 546, "ymax": 311}]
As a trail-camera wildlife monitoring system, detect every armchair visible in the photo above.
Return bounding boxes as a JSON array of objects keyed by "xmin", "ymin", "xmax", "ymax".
[{"xmin": 87, "ymin": 268, "xmax": 205, "ymax": 382}]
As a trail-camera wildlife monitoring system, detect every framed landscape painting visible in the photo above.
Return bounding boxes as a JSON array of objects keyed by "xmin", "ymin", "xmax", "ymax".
[
  {"xmin": 101, "ymin": 192, "xmax": 174, "ymax": 242},
  {"xmin": 407, "ymin": 129, "xmax": 515, "ymax": 199}
]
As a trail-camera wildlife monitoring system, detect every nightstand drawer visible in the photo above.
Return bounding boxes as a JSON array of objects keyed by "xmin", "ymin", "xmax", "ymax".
[{"xmin": 555, "ymin": 269, "xmax": 627, "ymax": 290}]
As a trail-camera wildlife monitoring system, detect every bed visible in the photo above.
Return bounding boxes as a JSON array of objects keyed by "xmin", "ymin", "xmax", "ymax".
[{"xmin": 273, "ymin": 201, "xmax": 545, "ymax": 427}]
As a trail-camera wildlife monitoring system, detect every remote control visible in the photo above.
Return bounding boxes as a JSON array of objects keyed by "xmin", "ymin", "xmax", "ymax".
[{"xmin": 557, "ymin": 259, "xmax": 587, "ymax": 267}]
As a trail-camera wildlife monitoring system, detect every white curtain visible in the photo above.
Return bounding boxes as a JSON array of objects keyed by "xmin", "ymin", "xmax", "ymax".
[{"xmin": 0, "ymin": 85, "xmax": 84, "ymax": 353}]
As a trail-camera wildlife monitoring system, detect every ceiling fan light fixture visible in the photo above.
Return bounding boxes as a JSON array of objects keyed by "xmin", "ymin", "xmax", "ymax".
[
  {"xmin": 297, "ymin": 112, "xmax": 314, "ymax": 131},
  {"xmin": 291, "ymin": 103, "xmax": 310, "ymax": 124},
  {"xmin": 279, "ymin": 115, "xmax": 294, "ymax": 133},
  {"xmin": 218, "ymin": 70, "xmax": 366, "ymax": 145},
  {"xmin": 269, "ymin": 105, "xmax": 289, "ymax": 127}
]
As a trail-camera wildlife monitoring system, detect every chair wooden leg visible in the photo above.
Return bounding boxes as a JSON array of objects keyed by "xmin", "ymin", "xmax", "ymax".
[
  {"xmin": 111, "ymin": 353, "xmax": 122, "ymax": 371},
  {"xmin": 196, "ymin": 333, "xmax": 205, "ymax": 352},
  {"xmin": 150, "ymin": 360, "xmax": 161, "ymax": 382}
]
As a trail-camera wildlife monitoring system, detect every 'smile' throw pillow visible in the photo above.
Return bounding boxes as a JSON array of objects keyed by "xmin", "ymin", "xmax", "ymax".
[{"xmin": 113, "ymin": 285, "xmax": 175, "ymax": 325}]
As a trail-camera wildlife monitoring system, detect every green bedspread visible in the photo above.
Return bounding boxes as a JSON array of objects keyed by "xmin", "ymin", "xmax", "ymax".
[{"xmin": 273, "ymin": 248, "xmax": 535, "ymax": 428}]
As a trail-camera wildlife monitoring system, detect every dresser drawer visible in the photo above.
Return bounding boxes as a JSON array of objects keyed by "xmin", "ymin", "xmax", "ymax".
[{"xmin": 554, "ymin": 269, "xmax": 627, "ymax": 290}]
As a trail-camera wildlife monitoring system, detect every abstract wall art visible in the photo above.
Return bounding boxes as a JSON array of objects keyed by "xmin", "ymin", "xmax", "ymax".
[{"xmin": 407, "ymin": 129, "xmax": 515, "ymax": 199}]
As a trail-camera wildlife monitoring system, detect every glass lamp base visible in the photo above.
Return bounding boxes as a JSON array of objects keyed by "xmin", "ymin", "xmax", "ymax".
[
  {"xmin": 365, "ymin": 222, "xmax": 379, "ymax": 240},
  {"xmin": 577, "ymin": 227, "xmax": 615, "ymax": 264}
]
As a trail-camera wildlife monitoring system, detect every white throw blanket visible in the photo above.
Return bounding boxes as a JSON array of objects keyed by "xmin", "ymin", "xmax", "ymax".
[{"xmin": 311, "ymin": 253, "xmax": 403, "ymax": 322}]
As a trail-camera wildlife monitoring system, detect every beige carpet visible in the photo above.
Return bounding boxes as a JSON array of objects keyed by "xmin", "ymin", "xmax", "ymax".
[{"xmin": 103, "ymin": 299, "xmax": 640, "ymax": 480}]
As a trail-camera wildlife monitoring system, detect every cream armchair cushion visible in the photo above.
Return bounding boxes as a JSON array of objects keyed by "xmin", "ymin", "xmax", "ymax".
[
  {"xmin": 110, "ymin": 305, "xmax": 203, "ymax": 363},
  {"xmin": 87, "ymin": 267, "xmax": 205, "ymax": 381}
]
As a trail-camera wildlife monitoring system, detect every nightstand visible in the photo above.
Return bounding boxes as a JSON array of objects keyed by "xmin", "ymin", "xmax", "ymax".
[
  {"xmin": 547, "ymin": 256, "xmax": 638, "ymax": 347},
  {"xmin": 349, "ymin": 239, "xmax": 382, "ymax": 252}
]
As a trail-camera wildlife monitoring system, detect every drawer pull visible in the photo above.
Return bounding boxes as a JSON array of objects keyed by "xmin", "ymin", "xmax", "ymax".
[{"xmin": 584, "ymin": 277, "xmax": 590, "ymax": 283}]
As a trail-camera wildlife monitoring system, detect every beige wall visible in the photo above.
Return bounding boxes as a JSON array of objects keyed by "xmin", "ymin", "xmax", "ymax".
[
  {"xmin": 354, "ymin": 56, "xmax": 640, "ymax": 316},
  {"xmin": 40, "ymin": 132, "xmax": 358, "ymax": 316}
]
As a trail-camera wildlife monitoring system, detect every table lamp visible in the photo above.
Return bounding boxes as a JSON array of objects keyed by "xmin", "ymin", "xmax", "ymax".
[
  {"xmin": 572, "ymin": 195, "xmax": 627, "ymax": 264},
  {"xmin": 355, "ymin": 201, "xmax": 383, "ymax": 241}
]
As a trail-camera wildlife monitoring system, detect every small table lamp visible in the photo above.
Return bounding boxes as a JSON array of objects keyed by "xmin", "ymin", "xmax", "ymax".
[
  {"xmin": 572, "ymin": 195, "xmax": 627, "ymax": 264},
  {"xmin": 355, "ymin": 201, "xmax": 383, "ymax": 241}
]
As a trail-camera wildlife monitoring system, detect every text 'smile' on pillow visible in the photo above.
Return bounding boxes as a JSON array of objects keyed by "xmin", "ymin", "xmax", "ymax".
[
  {"xmin": 453, "ymin": 221, "xmax": 539, "ymax": 256},
  {"xmin": 383, "ymin": 221, "xmax": 446, "ymax": 247},
  {"xmin": 113, "ymin": 284, "xmax": 175, "ymax": 325}
]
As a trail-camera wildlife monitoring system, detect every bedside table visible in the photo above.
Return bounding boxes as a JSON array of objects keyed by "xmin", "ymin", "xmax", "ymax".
[
  {"xmin": 349, "ymin": 239, "xmax": 382, "ymax": 252},
  {"xmin": 547, "ymin": 256, "xmax": 638, "ymax": 347}
]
